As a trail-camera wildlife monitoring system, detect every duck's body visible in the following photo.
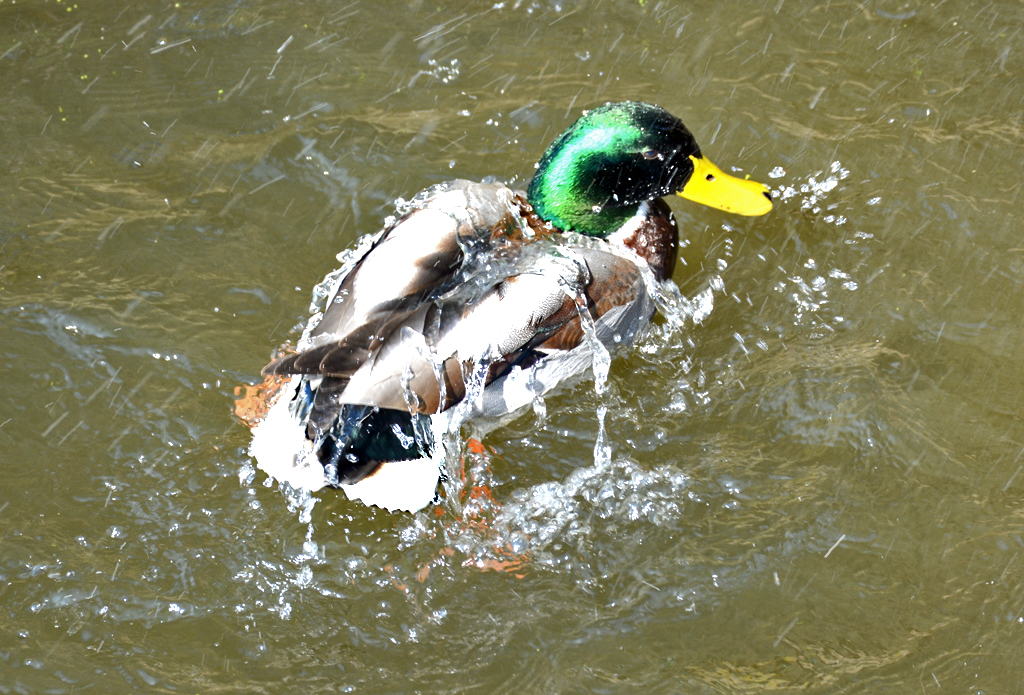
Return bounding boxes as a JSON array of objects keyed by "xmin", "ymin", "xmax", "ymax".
[{"xmin": 251, "ymin": 102, "xmax": 772, "ymax": 511}]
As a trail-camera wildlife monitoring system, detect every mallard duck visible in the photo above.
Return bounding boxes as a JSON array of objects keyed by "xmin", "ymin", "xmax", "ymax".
[{"xmin": 250, "ymin": 101, "xmax": 772, "ymax": 512}]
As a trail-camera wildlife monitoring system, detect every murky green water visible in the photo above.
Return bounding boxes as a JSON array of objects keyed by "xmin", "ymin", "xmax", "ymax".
[{"xmin": 3, "ymin": 0, "xmax": 1024, "ymax": 691}]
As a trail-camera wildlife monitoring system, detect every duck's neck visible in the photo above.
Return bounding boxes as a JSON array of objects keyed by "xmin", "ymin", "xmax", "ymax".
[{"xmin": 605, "ymin": 199, "xmax": 680, "ymax": 282}]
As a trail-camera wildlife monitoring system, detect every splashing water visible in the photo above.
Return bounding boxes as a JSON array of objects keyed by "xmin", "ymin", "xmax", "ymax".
[
  {"xmin": 407, "ymin": 58, "xmax": 461, "ymax": 87},
  {"xmin": 439, "ymin": 356, "xmax": 496, "ymax": 510},
  {"xmin": 437, "ymin": 454, "xmax": 693, "ymax": 567},
  {"xmin": 593, "ymin": 405, "xmax": 611, "ymax": 467},
  {"xmin": 532, "ymin": 394, "xmax": 547, "ymax": 423},
  {"xmin": 571, "ymin": 284, "xmax": 611, "ymax": 395},
  {"xmin": 766, "ymin": 161, "xmax": 866, "ymax": 333},
  {"xmin": 771, "ymin": 160, "xmax": 851, "ymax": 221},
  {"xmin": 559, "ymin": 231, "xmax": 702, "ymax": 334}
]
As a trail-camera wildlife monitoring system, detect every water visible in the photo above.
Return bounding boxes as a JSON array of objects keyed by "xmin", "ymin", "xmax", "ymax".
[{"xmin": 3, "ymin": 0, "xmax": 1024, "ymax": 692}]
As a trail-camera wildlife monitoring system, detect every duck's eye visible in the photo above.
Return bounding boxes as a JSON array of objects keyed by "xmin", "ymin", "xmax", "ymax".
[
  {"xmin": 706, "ymin": 174, "xmax": 716, "ymax": 182},
  {"xmin": 642, "ymin": 150, "xmax": 660, "ymax": 160}
]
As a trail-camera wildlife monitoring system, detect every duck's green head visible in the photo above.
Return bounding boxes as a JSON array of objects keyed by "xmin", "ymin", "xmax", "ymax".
[{"xmin": 527, "ymin": 101, "xmax": 772, "ymax": 237}]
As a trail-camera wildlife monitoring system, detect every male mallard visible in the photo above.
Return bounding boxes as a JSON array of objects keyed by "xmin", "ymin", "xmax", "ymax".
[{"xmin": 250, "ymin": 101, "xmax": 772, "ymax": 512}]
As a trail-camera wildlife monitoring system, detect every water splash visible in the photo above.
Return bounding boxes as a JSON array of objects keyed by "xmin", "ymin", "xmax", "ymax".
[
  {"xmin": 532, "ymin": 394, "xmax": 547, "ymax": 424},
  {"xmin": 773, "ymin": 264, "xmax": 859, "ymax": 335},
  {"xmin": 690, "ymin": 287, "xmax": 715, "ymax": 326},
  {"xmin": 407, "ymin": 58, "xmax": 460, "ymax": 87},
  {"xmin": 771, "ymin": 161, "xmax": 850, "ymax": 222},
  {"xmin": 558, "ymin": 231, "xmax": 700, "ymax": 333},
  {"xmin": 573, "ymin": 287, "xmax": 611, "ymax": 395},
  {"xmin": 766, "ymin": 161, "xmax": 865, "ymax": 334},
  {"xmin": 438, "ymin": 356, "xmax": 496, "ymax": 512},
  {"xmin": 458, "ymin": 455, "xmax": 691, "ymax": 562},
  {"xmin": 392, "ymin": 180, "xmax": 452, "ymax": 217},
  {"xmin": 593, "ymin": 405, "xmax": 611, "ymax": 467},
  {"xmin": 281, "ymin": 480, "xmax": 318, "ymax": 524}
]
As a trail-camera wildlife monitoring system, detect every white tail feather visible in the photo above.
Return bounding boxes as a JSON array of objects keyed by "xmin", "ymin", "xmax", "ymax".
[{"xmin": 342, "ymin": 458, "xmax": 440, "ymax": 512}]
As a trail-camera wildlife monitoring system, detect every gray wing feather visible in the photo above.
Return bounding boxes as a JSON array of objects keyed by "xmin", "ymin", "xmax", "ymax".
[{"xmin": 263, "ymin": 181, "xmax": 521, "ymax": 377}]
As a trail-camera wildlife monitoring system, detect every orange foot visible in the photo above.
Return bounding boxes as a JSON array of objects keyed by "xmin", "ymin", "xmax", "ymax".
[
  {"xmin": 463, "ymin": 550, "xmax": 531, "ymax": 578},
  {"xmin": 456, "ymin": 440, "xmax": 533, "ymax": 577},
  {"xmin": 233, "ymin": 373, "xmax": 290, "ymax": 428}
]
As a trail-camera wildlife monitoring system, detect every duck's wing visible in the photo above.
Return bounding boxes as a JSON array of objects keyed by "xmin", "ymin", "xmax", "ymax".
[
  {"xmin": 334, "ymin": 244, "xmax": 653, "ymax": 415},
  {"xmin": 262, "ymin": 180, "xmax": 527, "ymax": 379}
]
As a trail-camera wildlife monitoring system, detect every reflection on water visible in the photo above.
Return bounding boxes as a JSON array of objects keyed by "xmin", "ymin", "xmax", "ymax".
[{"xmin": 3, "ymin": 0, "xmax": 1024, "ymax": 692}]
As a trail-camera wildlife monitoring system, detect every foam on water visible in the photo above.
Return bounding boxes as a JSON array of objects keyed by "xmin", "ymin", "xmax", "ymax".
[{"xmin": 438, "ymin": 451, "xmax": 692, "ymax": 568}]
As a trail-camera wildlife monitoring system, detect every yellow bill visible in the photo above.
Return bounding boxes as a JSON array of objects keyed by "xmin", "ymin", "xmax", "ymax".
[{"xmin": 676, "ymin": 155, "xmax": 773, "ymax": 216}]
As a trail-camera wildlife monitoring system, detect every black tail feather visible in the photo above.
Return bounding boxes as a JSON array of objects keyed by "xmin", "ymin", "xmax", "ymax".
[{"xmin": 291, "ymin": 376, "xmax": 434, "ymax": 486}]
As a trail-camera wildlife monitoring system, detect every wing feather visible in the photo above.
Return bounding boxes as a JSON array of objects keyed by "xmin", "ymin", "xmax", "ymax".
[{"xmin": 262, "ymin": 181, "xmax": 521, "ymax": 378}]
